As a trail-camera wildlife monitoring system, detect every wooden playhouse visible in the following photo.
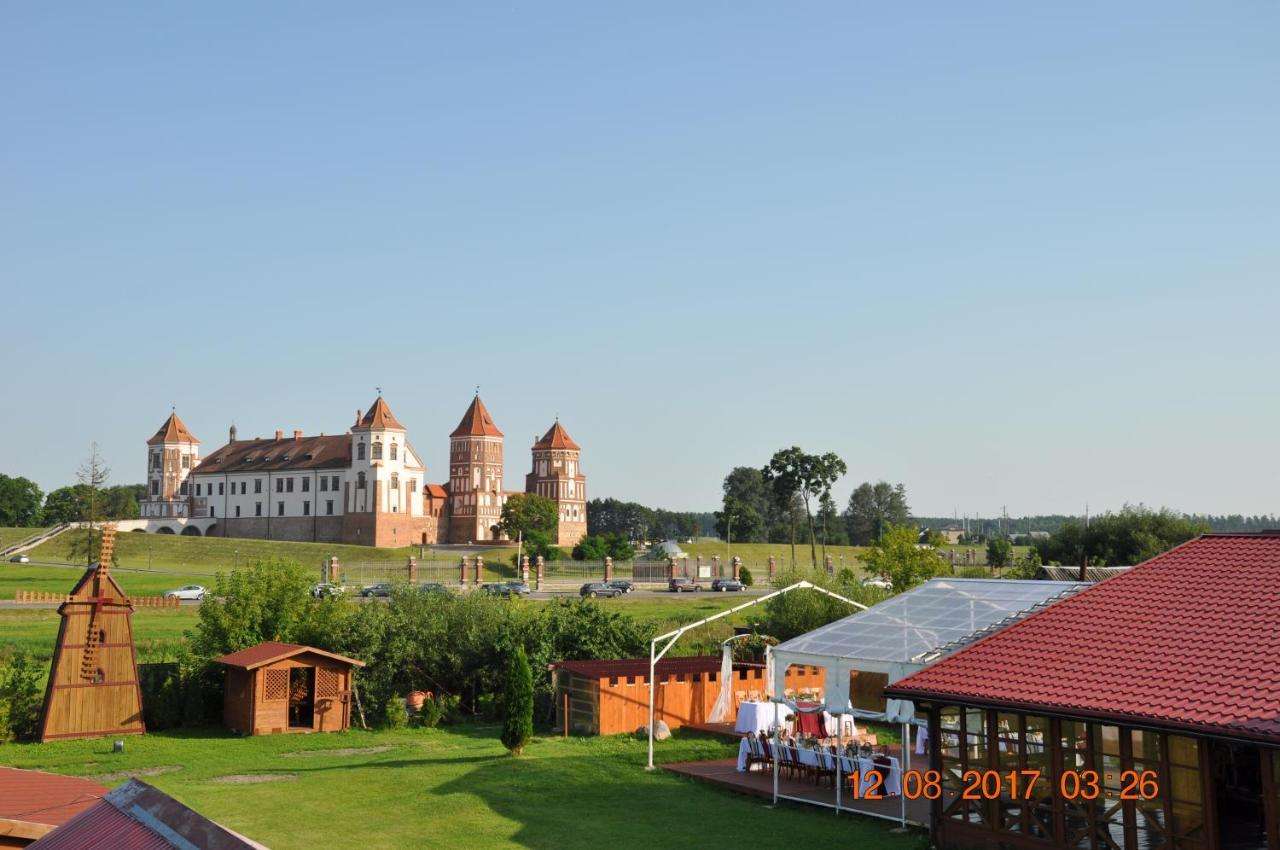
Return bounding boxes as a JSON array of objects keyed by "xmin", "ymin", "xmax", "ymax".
[{"xmin": 214, "ymin": 642, "xmax": 364, "ymax": 736}]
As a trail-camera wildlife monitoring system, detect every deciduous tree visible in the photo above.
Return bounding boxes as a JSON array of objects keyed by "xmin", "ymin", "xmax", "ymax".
[
  {"xmin": 762, "ymin": 448, "xmax": 847, "ymax": 567},
  {"xmin": 0, "ymin": 475, "xmax": 43, "ymax": 527},
  {"xmin": 863, "ymin": 523, "xmax": 946, "ymax": 592},
  {"xmin": 843, "ymin": 481, "xmax": 911, "ymax": 545}
]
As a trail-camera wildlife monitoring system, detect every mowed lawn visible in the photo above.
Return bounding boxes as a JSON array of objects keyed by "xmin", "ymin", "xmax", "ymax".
[
  {"xmin": 0, "ymin": 725, "xmax": 917, "ymax": 850},
  {"xmin": 0, "ymin": 606, "xmax": 197, "ymax": 664},
  {"xmin": 682, "ymin": 541, "xmax": 870, "ymax": 572}
]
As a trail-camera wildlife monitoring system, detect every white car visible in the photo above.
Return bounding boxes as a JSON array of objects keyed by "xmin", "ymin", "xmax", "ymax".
[
  {"xmin": 164, "ymin": 585, "xmax": 206, "ymax": 602},
  {"xmin": 861, "ymin": 576, "xmax": 893, "ymax": 591},
  {"xmin": 9, "ymin": 555, "xmax": 30, "ymax": 564}
]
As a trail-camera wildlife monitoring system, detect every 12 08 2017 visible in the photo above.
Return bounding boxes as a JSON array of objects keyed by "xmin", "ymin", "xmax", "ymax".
[{"xmin": 848, "ymin": 769, "xmax": 1159, "ymax": 801}]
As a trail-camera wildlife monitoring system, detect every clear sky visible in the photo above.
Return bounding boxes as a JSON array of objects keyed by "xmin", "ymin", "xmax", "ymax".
[{"xmin": 2, "ymin": 3, "xmax": 1277, "ymax": 518}]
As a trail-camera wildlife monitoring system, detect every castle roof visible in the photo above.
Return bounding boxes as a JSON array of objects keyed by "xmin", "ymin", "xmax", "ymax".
[
  {"xmin": 533, "ymin": 420, "xmax": 580, "ymax": 451},
  {"xmin": 356, "ymin": 396, "xmax": 405, "ymax": 431},
  {"xmin": 450, "ymin": 394, "xmax": 503, "ymax": 438},
  {"xmin": 193, "ymin": 434, "xmax": 350, "ymax": 474},
  {"xmin": 147, "ymin": 412, "xmax": 199, "ymax": 445}
]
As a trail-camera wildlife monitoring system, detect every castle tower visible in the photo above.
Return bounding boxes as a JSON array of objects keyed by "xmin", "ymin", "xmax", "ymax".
[
  {"xmin": 342, "ymin": 395, "xmax": 431, "ymax": 547},
  {"xmin": 525, "ymin": 420, "xmax": 587, "ymax": 547},
  {"xmin": 447, "ymin": 394, "xmax": 505, "ymax": 543},
  {"xmin": 140, "ymin": 412, "xmax": 200, "ymax": 518}
]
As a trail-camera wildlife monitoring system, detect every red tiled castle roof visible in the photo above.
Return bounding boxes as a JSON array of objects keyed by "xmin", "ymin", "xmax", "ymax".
[
  {"xmin": 147, "ymin": 412, "xmax": 199, "ymax": 445},
  {"xmin": 885, "ymin": 533, "xmax": 1280, "ymax": 743},
  {"xmin": 450, "ymin": 394, "xmax": 503, "ymax": 438},
  {"xmin": 357, "ymin": 396, "xmax": 405, "ymax": 430},
  {"xmin": 533, "ymin": 420, "xmax": 580, "ymax": 451}
]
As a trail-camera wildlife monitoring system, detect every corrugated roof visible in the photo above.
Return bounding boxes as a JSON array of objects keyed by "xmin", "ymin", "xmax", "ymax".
[
  {"xmin": 886, "ymin": 533, "xmax": 1280, "ymax": 743},
  {"xmin": 213, "ymin": 641, "xmax": 365, "ymax": 670},
  {"xmin": 193, "ymin": 434, "xmax": 350, "ymax": 474},
  {"xmin": 450, "ymin": 394, "xmax": 503, "ymax": 438},
  {"xmin": 147, "ymin": 412, "xmax": 199, "ymax": 445},
  {"xmin": 533, "ymin": 420, "xmax": 580, "ymax": 451},
  {"xmin": 0, "ymin": 768, "xmax": 107, "ymax": 833}
]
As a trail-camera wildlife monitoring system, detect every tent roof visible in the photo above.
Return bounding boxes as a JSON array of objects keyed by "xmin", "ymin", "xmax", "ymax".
[{"xmin": 772, "ymin": 578, "xmax": 1086, "ymax": 674}]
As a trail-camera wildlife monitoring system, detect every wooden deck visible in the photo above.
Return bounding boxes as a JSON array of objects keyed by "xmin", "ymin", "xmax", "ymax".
[
  {"xmin": 663, "ymin": 758, "xmax": 930, "ymax": 826},
  {"xmin": 682, "ymin": 721, "xmax": 741, "ymax": 739}
]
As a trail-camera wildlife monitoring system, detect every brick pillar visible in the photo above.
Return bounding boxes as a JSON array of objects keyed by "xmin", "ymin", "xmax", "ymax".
[
  {"xmin": 520, "ymin": 554, "xmax": 530, "ymax": 584},
  {"xmin": 474, "ymin": 555, "xmax": 483, "ymax": 585},
  {"xmin": 604, "ymin": 556, "xmax": 613, "ymax": 582},
  {"xmin": 768, "ymin": 555, "xmax": 776, "ymax": 581},
  {"xmin": 328, "ymin": 557, "xmax": 340, "ymax": 583},
  {"xmin": 407, "ymin": 556, "xmax": 418, "ymax": 585},
  {"xmin": 732, "ymin": 556, "xmax": 741, "ymax": 581},
  {"xmin": 696, "ymin": 555, "xmax": 702, "ymax": 575},
  {"xmin": 824, "ymin": 555, "xmax": 833, "ymax": 574},
  {"xmin": 711, "ymin": 555, "xmax": 720, "ymax": 577},
  {"xmin": 536, "ymin": 556, "xmax": 545, "ymax": 591},
  {"xmin": 459, "ymin": 556, "xmax": 468, "ymax": 585},
  {"xmin": 667, "ymin": 556, "xmax": 676, "ymax": 580}
]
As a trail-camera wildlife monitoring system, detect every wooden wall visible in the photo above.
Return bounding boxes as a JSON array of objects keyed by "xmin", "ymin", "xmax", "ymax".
[
  {"xmin": 224, "ymin": 655, "xmax": 353, "ymax": 736},
  {"xmin": 40, "ymin": 600, "xmax": 144, "ymax": 741}
]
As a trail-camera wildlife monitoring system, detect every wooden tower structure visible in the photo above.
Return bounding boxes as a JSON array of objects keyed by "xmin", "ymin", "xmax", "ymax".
[{"xmin": 37, "ymin": 526, "xmax": 170, "ymax": 742}]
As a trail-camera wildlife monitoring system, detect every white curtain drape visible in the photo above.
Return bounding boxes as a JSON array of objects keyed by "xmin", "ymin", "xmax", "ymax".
[{"xmin": 707, "ymin": 642, "xmax": 735, "ymax": 722}]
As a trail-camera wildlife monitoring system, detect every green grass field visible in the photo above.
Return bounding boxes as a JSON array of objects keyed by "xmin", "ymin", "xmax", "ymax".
[
  {"xmin": 681, "ymin": 541, "xmax": 870, "ymax": 572},
  {"xmin": 0, "ymin": 526, "xmax": 52, "ymax": 550},
  {"xmin": 0, "ymin": 724, "xmax": 917, "ymax": 850}
]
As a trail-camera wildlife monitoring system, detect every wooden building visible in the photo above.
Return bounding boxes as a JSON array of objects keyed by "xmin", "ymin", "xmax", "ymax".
[
  {"xmin": 214, "ymin": 642, "xmax": 364, "ymax": 736},
  {"xmin": 39, "ymin": 530, "xmax": 149, "ymax": 742},
  {"xmin": 886, "ymin": 533, "xmax": 1280, "ymax": 850},
  {"xmin": 551, "ymin": 656, "xmax": 825, "ymax": 736}
]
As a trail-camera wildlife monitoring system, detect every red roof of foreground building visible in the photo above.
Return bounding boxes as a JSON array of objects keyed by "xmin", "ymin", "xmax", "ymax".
[
  {"xmin": 0, "ymin": 768, "xmax": 107, "ymax": 843},
  {"xmin": 533, "ymin": 420, "xmax": 580, "ymax": 451},
  {"xmin": 146, "ymin": 412, "xmax": 199, "ymax": 445},
  {"xmin": 885, "ymin": 533, "xmax": 1280, "ymax": 744},
  {"xmin": 450, "ymin": 394, "xmax": 503, "ymax": 438},
  {"xmin": 213, "ymin": 641, "xmax": 365, "ymax": 670}
]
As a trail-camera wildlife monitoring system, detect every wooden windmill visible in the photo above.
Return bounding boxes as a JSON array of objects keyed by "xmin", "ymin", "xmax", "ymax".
[{"xmin": 35, "ymin": 525, "xmax": 176, "ymax": 742}]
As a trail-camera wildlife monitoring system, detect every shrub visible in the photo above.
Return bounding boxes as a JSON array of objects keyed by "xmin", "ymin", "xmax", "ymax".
[
  {"xmin": 501, "ymin": 646, "xmax": 533, "ymax": 755},
  {"xmin": 739, "ymin": 567, "xmax": 754, "ymax": 586},
  {"xmin": 418, "ymin": 697, "xmax": 442, "ymax": 729},
  {"xmin": 0, "ymin": 651, "xmax": 43, "ymax": 743},
  {"xmin": 383, "ymin": 693, "xmax": 408, "ymax": 730},
  {"xmin": 835, "ymin": 567, "xmax": 857, "ymax": 586}
]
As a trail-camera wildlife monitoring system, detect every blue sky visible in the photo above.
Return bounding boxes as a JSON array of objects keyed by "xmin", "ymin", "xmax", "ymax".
[{"xmin": 2, "ymin": 3, "xmax": 1277, "ymax": 517}]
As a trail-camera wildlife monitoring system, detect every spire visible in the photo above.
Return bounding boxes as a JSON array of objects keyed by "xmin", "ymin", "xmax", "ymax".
[
  {"xmin": 147, "ymin": 412, "xmax": 199, "ymax": 445},
  {"xmin": 356, "ymin": 395, "xmax": 405, "ymax": 431},
  {"xmin": 533, "ymin": 420, "xmax": 580, "ymax": 450},
  {"xmin": 450, "ymin": 394, "xmax": 503, "ymax": 438}
]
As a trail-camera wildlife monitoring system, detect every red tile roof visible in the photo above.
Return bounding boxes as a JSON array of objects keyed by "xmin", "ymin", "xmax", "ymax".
[
  {"xmin": 213, "ymin": 641, "xmax": 365, "ymax": 670},
  {"xmin": 885, "ymin": 533, "xmax": 1280, "ymax": 743},
  {"xmin": 424, "ymin": 483, "xmax": 448, "ymax": 499},
  {"xmin": 450, "ymin": 394, "xmax": 503, "ymax": 438},
  {"xmin": 533, "ymin": 420, "xmax": 580, "ymax": 451},
  {"xmin": 0, "ymin": 768, "xmax": 107, "ymax": 840},
  {"xmin": 193, "ymin": 434, "xmax": 350, "ymax": 474},
  {"xmin": 147, "ymin": 412, "xmax": 199, "ymax": 445},
  {"xmin": 357, "ymin": 396, "xmax": 405, "ymax": 431}
]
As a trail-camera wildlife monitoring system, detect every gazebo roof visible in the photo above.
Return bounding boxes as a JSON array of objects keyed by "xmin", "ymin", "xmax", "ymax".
[{"xmin": 213, "ymin": 641, "xmax": 365, "ymax": 670}]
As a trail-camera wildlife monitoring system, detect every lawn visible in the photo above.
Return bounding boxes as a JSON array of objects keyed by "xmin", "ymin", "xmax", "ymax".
[
  {"xmin": 0, "ymin": 526, "xmax": 51, "ymax": 550},
  {"xmin": 0, "ymin": 606, "xmax": 195, "ymax": 664},
  {"xmin": 0, "ymin": 724, "xmax": 919, "ymax": 850},
  {"xmin": 681, "ymin": 541, "xmax": 870, "ymax": 573}
]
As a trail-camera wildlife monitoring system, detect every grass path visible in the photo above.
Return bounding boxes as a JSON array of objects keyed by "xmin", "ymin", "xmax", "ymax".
[{"xmin": 0, "ymin": 725, "xmax": 918, "ymax": 850}]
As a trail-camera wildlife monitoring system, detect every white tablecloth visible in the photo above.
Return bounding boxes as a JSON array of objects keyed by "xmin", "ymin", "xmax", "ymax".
[
  {"xmin": 734, "ymin": 702, "xmax": 788, "ymax": 734},
  {"xmin": 738, "ymin": 740, "xmax": 903, "ymax": 797},
  {"xmin": 737, "ymin": 737, "xmax": 752, "ymax": 771}
]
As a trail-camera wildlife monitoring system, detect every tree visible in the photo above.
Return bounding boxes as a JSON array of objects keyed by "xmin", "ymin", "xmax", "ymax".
[
  {"xmin": 762, "ymin": 448, "xmax": 847, "ymax": 567},
  {"xmin": 41, "ymin": 486, "xmax": 86, "ymax": 525},
  {"xmin": 986, "ymin": 536, "xmax": 1013, "ymax": 569},
  {"xmin": 0, "ymin": 475, "xmax": 43, "ymax": 527},
  {"xmin": 190, "ymin": 560, "xmax": 318, "ymax": 659},
  {"xmin": 714, "ymin": 495, "xmax": 764, "ymax": 544},
  {"xmin": 501, "ymin": 645, "xmax": 534, "ymax": 755},
  {"xmin": 1034, "ymin": 506, "xmax": 1209, "ymax": 568},
  {"xmin": 573, "ymin": 533, "xmax": 636, "ymax": 561},
  {"xmin": 863, "ymin": 523, "xmax": 946, "ymax": 592},
  {"xmin": 816, "ymin": 493, "xmax": 849, "ymax": 548},
  {"xmin": 716, "ymin": 467, "xmax": 771, "ymax": 543},
  {"xmin": 843, "ymin": 481, "xmax": 911, "ymax": 545},
  {"xmin": 755, "ymin": 569, "xmax": 882, "ymax": 641},
  {"xmin": 68, "ymin": 444, "xmax": 110, "ymax": 565},
  {"xmin": 498, "ymin": 493, "xmax": 559, "ymax": 541},
  {"xmin": 0, "ymin": 651, "xmax": 43, "ymax": 742}
]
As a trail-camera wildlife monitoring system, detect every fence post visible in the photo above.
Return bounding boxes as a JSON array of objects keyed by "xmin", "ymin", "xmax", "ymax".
[
  {"xmin": 459, "ymin": 556, "xmax": 468, "ymax": 586},
  {"xmin": 521, "ymin": 554, "xmax": 530, "ymax": 585},
  {"xmin": 824, "ymin": 554, "xmax": 833, "ymax": 575},
  {"xmin": 474, "ymin": 555, "xmax": 483, "ymax": 585},
  {"xmin": 711, "ymin": 555, "xmax": 720, "ymax": 578},
  {"xmin": 696, "ymin": 555, "xmax": 702, "ymax": 575},
  {"xmin": 667, "ymin": 556, "xmax": 676, "ymax": 580},
  {"xmin": 329, "ymin": 556, "xmax": 340, "ymax": 584},
  {"xmin": 732, "ymin": 556, "xmax": 741, "ymax": 581},
  {"xmin": 768, "ymin": 555, "xmax": 776, "ymax": 581},
  {"xmin": 536, "ymin": 556, "xmax": 545, "ymax": 591},
  {"xmin": 407, "ymin": 556, "xmax": 417, "ymax": 585},
  {"xmin": 604, "ymin": 556, "xmax": 613, "ymax": 582}
]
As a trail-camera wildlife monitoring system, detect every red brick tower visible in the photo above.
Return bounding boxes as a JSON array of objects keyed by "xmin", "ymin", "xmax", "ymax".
[
  {"xmin": 525, "ymin": 420, "xmax": 587, "ymax": 547},
  {"xmin": 447, "ymin": 394, "xmax": 505, "ymax": 543}
]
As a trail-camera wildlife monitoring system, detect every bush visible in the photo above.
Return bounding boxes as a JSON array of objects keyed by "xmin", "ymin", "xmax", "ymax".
[
  {"xmin": 955, "ymin": 566, "xmax": 990, "ymax": 579},
  {"xmin": 835, "ymin": 567, "xmax": 857, "ymax": 586},
  {"xmin": 738, "ymin": 567, "xmax": 754, "ymax": 586},
  {"xmin": 417, "ymin": 697, "xmax": 442, "ymax": 728},
  {"xmin": 501, "ymin": 646, "xmax": 533, "ymax": 755},
  {"xmin": 383, "ymin": 693, "xmax": 408, "ymax": 730},
  {"xmin": 0, "ymin": 651, "xmax": 43, "ymax": 742}
]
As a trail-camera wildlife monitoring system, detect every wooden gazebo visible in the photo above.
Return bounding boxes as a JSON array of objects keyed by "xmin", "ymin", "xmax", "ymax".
[{"xmin": 214, "ymin": 642, "xmax": 364, "ymax": 736}]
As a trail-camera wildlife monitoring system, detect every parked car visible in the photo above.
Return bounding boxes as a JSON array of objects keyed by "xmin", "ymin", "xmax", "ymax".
[
  {"xmin": 9, "ymin": 555, "xmax": 30, "ymax": 564},
  {"xmin": 606, "ymin": 580, "xmax": 634, "ymax": 594},
  {"xmin": 418, "ymin": 582, "xmax": 450, "ymax": 596},
  {"xmin": 311, "ymin": 582, "xmax": 347, "ymax": 599},
  {"xmin": 861, "ymin": 576, "xmax": 893, "ymax": 590},
  {"xmin": 579, "ymin": 582, "xmax": 623, "ymax": 599},
  {"xmin": 710, "ymin": 578, "xmax": 747, "ymax": 592},
  {"xmin": 482, "ymin": 581, "xmax": 530, "ymax": 598},
  {"xmin": 668, "ymin": 577, "xmax": 702, "ymax": 593},
  {"xmin": 163, "ymin": 585, "xmax": 206, "ymax": 602},
  {"xmin": 360, "ymin": 583, "xmax": 393, "ymax": 598}
]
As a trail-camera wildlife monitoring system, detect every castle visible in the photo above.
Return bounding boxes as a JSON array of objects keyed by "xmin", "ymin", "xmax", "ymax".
[{"xmin": 139, "ymin": 394, "xmax": 587, "ymax": 548}]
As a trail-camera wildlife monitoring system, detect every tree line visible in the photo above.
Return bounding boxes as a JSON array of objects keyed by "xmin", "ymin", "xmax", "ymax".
[
  {"xmin": 585, "ymin": 498, "xmax": 714, "ymax": 543},
  {"xmin": 0, "ymin": 476, "xmax": 145, "ymax": 528}
]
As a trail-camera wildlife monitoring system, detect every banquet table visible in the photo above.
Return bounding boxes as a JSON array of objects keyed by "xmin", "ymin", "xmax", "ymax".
[
  {"xmin": 734, "ymin": 702, "xmax": 789, "ymax": 735},
  {"xmin": 765, "ymin": 746, "xmax": 903, "ymax": 797}
]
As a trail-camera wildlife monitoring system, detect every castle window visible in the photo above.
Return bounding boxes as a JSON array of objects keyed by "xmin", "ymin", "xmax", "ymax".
[
  {"xmin": 254, "ymin": 479, "xmax": 262, "ymax": 494},
  {"xmin": 277, "ymin": 501, "xmax": 284, "ymax": 516},
  {"xmin": 408, "ymin": 478, "xmax": 416, "ymax": 492},
  {"xmin": 235, "ymin": 505, "xmax": 241, "ymax": 517},
  {"xmin": 326, "ymin": 500, "xmax": 334, "ymax": 515},
  {"xmin": 357, "ymin": 472, "xmax": 366, "ymax": 490},
  {"xmin": 180, "ymin": 481, "xmax": 189, "ymax": 495},
  {"xmin": 357, "ymin": 443, "xmax": 366, "ymax": 461},
  {"xmin": 182, "ymin": 455, "xmax": 190, "ymax": 469},
  {"xmin": 195, "ymin": 483, "xmax": 201, "ymax": 496},
  {"xmin": 255, "ymin": 502, "xmax": 262, "ymax": 516},
  {"xmin": 331, "ymin": 475, "xmax": 339, "ymax": 490},
  {"xmin": 276, "ymin": 478, "xmax": 284, "ymax": 493},
  {"xmin": 218, "ymin": 483, "xmax": 224, "ymax": 495},
  {"xmin": 391, "ymin": 473, "xmax": 399, "ymax": 490},
  {"xmin": 303, "ymin": 500, "xmax": 310, "ymax": 516},
  {"xmin": 320, "ymin": 477, "xmax": 328, "ymax": 492},
  {"xmin": 390, "ymin": 443, "xmax": 398, "ymax": 460},
  {"xmin": 150, "ymin": 480, "xmax": 159, "ymax": 496},
  {"xmin": 241, "ymin": 482, "xmax": 247, "ymax": 495},
  {"xmin": 286, "ymin": 477, "xmax": 294, "ymax": 493},
  {"xmin": 372, "ymin": 442, "xmax": 383, "ymax": 460},
  {"xmin": 151, "ymin": 452, "xmax": 161, "ymax": 470}
]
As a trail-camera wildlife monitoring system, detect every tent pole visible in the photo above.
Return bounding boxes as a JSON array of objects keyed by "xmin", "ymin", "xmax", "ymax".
[
  {"xmin": 646, "ymin": 639, "xmax": 656, "ymax": 769},
  {"xmin": 835, "ymin": 712, "xmax": 843, "ymax": 814},
  {"xmin": 772, "ymin": 713, "xmax": 780, "ymax": 804},
  {"xmin": 900, "ymin": 720, "xmax": 908, "ymax": 826}
]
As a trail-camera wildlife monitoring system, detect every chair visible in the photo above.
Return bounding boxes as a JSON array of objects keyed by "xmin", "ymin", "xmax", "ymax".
[
  {"xmin": 744, "ymin": 735, "xmax": 765, "ymax": 771},
  {"xmin": 734, "ymin": 690, "xmax": 748, "ymax": 707},
  {"xmin": 747, "ymin": 689, "xmax": 762, "ymax": 702},
  {"xmin": 757, "ymin": 732, "xmax": 774, "ymax": 770},
  {"xmin": 812, "ymin": 745, "xmax": 836, "ymax": 787}
]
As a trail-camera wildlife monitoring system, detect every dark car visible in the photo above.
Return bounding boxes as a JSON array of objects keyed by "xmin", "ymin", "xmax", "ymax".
[
  {"xmin": 483, "ymin": 581, "xmax": 531, "ymax": 598},
  {"xmin": 607, "ymin": 580, "xmax": 634, "ymax": 594},
  {"xmin": 668, "ymin": 577, "xmax": 702, "ymax": 593},
  {"xmin": 418, "ymin": 582, "xmax": 450, "ymax": 596},
  {"xmin": 711, "ymin": 578, "xmax": 747, "ymax": 592},
  {"xmin": 579, "ymin": 582, "xmax": 623, "ymax": 599},
  {"xmin": 360, "ymin": 583, "xmax": 393, "ymax": 598}
]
